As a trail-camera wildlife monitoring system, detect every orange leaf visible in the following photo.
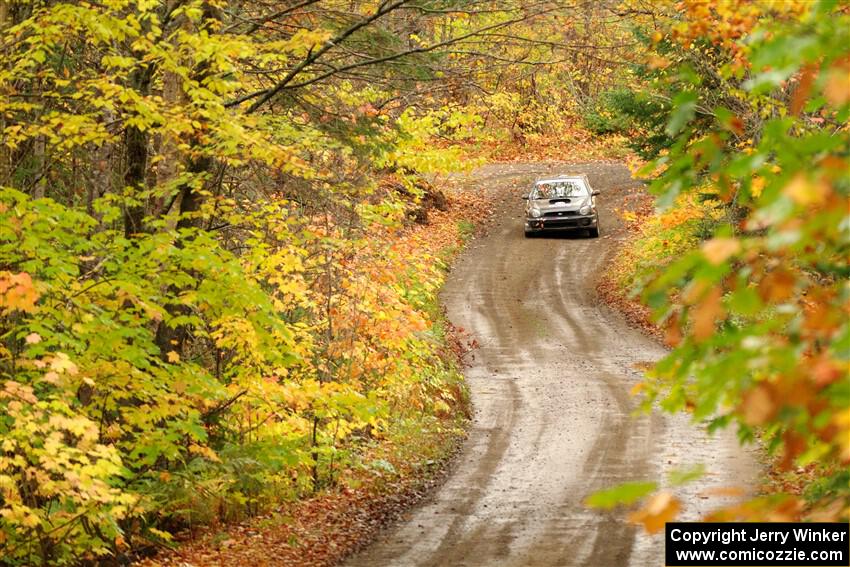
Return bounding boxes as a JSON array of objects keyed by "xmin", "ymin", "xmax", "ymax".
[
  {"xmin": 681, "ymin": 279, "xmax": 709, "ymax": 305},
  {"xmin": 740, "ymin": 383, "xmax": 776, "ymax": 426},
  {"xmin": 699, "ymin": 486, "xmax": 746, "ymax": 498},
  {"xmin": 791, "ymin": 64, "xmax": 817, "ymax": 115},
  {"xmin": 691, "ymin": 287, "xmax": 724, "ymax": 341},
  {"xmin": 664, "ymin": 312, "xmax": 682, "ymax": 347},
  {"xmin": 728, "ymin": 116, "xmax": 745, "ymax": 136},
  {"xmin": 811, "ymin": 356, "xmax": 843, "ymax": 387},
  {"xmin": 780, "ymin": 430, "xmax": 807, "ymax": 471},
  {"xmin": 648, "ymin": 55, "xmax": 670, "ymax": 69},
  {"xmin": 702, "ymin": 237, "xmax": 740, "ymax": 265},
  {"xmin": 824, "ymin": 64, "xmax": 850, "ymax": 107},
  {"xmin": 629, "ymin": 492, "xmax": 680, "ymax": 534},
  {"xmin": 803, "ymin": 301, "xmax": 840, "ymax": 335},
  {"xmin": 0, "ymin": 272, "xmax": 39, "ymax": 313},
  {"xmin": 782, "ymin": 174, "xmax": 830, "ymax": 206},
  {"xmin": 759, "ymin": 269, "xmax": 795, "ymax": 303}
]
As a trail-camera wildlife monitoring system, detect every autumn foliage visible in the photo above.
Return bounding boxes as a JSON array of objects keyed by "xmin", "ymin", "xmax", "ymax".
[
  {"xmin": 595, "ymin": 0, "xmax": 850, "ymax": 528},
  {"xmin": 3, "ymin": 0, "xmax": 846, "ymax": 563},
  {"xmin": 1, "ymin": 0, "xmax": 645, "ymax": 562},
  {"xmin": 0, "ymin": 1, "xmax": 482, "ymax": 564}
]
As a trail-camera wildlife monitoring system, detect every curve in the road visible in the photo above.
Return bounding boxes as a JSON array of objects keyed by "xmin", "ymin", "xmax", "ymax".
[{"xmin": 345, "ymin": 162, "xmax": 755, "ymax": 567}]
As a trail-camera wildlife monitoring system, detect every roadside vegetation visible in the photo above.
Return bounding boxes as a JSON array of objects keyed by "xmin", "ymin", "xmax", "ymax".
[
  {"xmin": 0, "ymin": 1, "xmax": 636, "ymax": 565},
  {"xmin": 590, "ymin": 0, "xmax": 849, "ymax": 529}
]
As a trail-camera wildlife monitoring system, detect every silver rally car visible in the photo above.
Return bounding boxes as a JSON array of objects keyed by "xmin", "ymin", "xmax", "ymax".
[{"xmin": 523, "ymin": 174, "xmax": 600, "ymax": 238}]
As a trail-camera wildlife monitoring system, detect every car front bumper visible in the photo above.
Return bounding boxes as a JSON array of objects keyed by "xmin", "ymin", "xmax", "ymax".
[{"xmin": 525, "ymin": 214, "xmax": 597, "ymax": 232}]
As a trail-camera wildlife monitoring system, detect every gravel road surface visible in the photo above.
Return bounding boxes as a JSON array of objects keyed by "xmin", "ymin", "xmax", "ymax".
[{"xmin": 345, "ymin": 162, "xmax": 756, "ymax": 567}]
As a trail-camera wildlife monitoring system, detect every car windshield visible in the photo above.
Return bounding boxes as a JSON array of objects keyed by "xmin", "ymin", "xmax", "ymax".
[{"xmin": 531, "ymin": 180, "xmax": 588, "ymax": 200}]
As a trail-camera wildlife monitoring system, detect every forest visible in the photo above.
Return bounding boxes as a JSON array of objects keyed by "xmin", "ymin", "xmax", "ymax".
[{"xmin": 0, "ymin": 1, "xmax": 847, "ymax": 565}]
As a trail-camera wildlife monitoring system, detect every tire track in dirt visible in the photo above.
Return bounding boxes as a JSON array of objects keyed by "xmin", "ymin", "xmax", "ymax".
[{"xmin": 344, "ymin": 162, "xmax": 756, "ymax": 567}]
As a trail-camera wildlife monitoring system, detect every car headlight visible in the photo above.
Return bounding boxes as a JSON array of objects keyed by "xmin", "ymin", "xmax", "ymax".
[
  {"xmin": 579, "ymin": 205, "xmax": 592, "ymax": 215},
  {"xmin": 530, "ymin": 208, "xmax": 542, "ymax": 218}
]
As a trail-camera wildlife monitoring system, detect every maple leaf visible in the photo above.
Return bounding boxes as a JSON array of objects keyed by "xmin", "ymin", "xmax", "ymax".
[{"xmin": 0, "ymin": 271, "xmax": 39, "ymax": 313}]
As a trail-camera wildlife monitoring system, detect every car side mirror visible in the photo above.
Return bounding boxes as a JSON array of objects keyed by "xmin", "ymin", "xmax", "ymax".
[{"xmin": 591, "ymin": 190, "xmax": 600, "ymax": 196}]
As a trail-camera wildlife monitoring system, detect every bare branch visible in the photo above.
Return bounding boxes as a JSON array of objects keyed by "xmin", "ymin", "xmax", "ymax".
[
  {"xmin": 271, "ymin": 6, "xmax": 570, "ymax": 94},
  {"xmin": 239, "ymin": 0, "xmax": 411, "ymax": 113}
]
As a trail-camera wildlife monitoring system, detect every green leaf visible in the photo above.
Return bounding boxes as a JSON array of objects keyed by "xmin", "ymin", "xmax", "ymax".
[
  {"xmin": 665, "ymin": 91, "xmax": 697, "ymax": 136},
  {"xmin": 668, "ymin": 464, "xmax": 706, "ymax": 486},
  {"xmin": 586, "ymin": 481, "xmax": 658, "ymax": 509},
  {"xmin": 728, "ymin": 287, "xmax": 763, "ymax": 316}
]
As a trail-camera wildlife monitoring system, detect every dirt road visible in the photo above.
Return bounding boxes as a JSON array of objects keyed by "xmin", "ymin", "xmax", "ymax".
[{"xmin": 345, "ymin": 162, "xmax": 755, "ymax": 567}]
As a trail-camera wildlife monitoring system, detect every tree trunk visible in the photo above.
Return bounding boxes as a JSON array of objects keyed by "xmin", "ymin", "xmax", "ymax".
[
  {"xmin": 152, "ymin": 2, "xmax": 221, "ymax": 359},
  {"xmin": 123, "ymin": 67, "xmax": 153, "ymax": 238}
]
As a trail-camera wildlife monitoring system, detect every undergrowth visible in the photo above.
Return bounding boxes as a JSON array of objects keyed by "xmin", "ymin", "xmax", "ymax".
[{"xmin": 136, "ymin": 182, "xmax": 486, "ymax": 567}]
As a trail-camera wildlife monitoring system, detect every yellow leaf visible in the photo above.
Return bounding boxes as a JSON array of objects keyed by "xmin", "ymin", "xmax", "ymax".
[
  {"xmin": 188, "ymin": 443, "xmax": 220, "ymax": 462},
  {"xmin": 166, "ymin": 351, "xmax": 180, "ymax": 363},
  {"xmin": 833, "ymin": 408, "xmax": 850, "ymax": 463},
  {"xmin": 21, "ymin": 511, "xmax": 41, "ymax": 528},
  {"xmin": 782, "ymin": 174, "xmax": 829, "ymax": 206},
  {"xmin": 751, "ymin": 176, "xmax": 765, "ymax": 198},
  {"xmin": 50, "ymin": 353, "xmax": 78, "ymax": 375}
]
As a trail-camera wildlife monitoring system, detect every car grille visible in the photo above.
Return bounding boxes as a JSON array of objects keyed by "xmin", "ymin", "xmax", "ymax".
[
  {"xmin": 543, "ymin": 210, "xmax": 578, "ymax": 218},
  {"xmin": 540, "ymin": 217, "xmax": 593, "ymax": 229},
  {"xmin": 544, "ymin": 219, "xmax": 580, "ymax": 228}
]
